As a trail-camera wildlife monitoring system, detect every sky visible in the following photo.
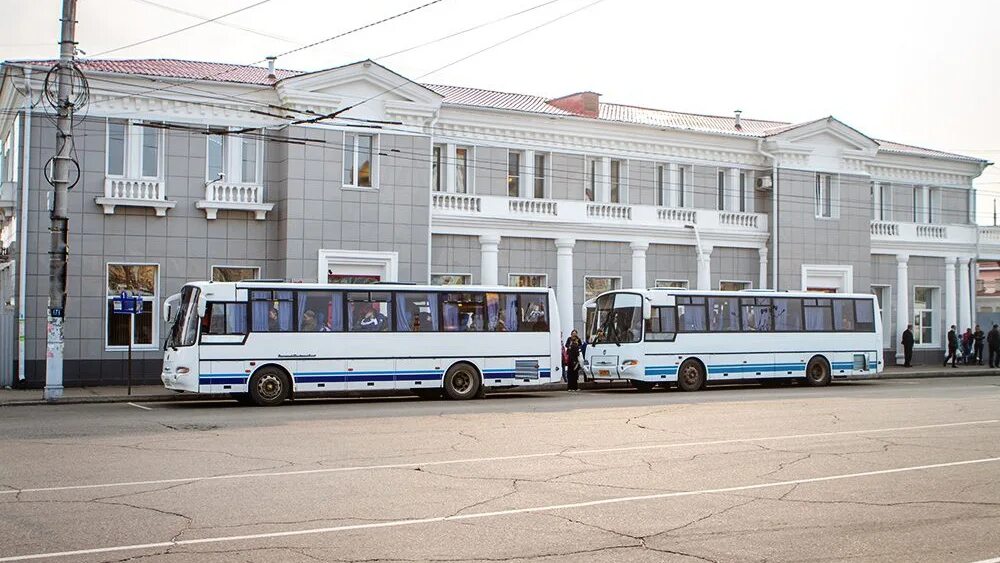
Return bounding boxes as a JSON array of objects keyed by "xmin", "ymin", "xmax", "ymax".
[{"xmin": 2, "ymin": 0, "xmax": 999, "ymax": 222}]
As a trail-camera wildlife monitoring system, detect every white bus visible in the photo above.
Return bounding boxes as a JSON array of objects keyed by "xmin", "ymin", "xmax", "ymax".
[
  {"xmin": 161, "ymin": 281, "xmax": 561, "ymax": 405},
  {"xmin": 582, "ymin": 288, "xmax": 882, "ymax": 391}
]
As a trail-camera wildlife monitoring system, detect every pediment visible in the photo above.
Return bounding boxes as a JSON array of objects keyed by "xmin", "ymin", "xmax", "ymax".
[
  {"xmin": 767, "ymin": 116, "xmax": 879, "ymax": 154},
  {"xmin": 274, "ymin": 60, "xmax": 442, "ymax": 121}
]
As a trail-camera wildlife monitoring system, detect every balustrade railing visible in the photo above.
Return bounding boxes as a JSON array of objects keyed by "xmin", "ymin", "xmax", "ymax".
[
  {"xmin": 587, "ymin": 202, "xmax": 632, "ymax": 220},
  {"xmin": 719, "ymin": 211, "xmax": 758, "ymax": 229},
  {"xmin": 870, "ymin": 221, "xmax": 900, "ymax": 236},
  {"xmin": 432, "ymin": 192, "xmax": 481, "ymax": 213},
  {"xmin": 508, "ymin": 198, "xmax": 557, "ymax": 216},
  {"xmin": 104, "ymin": 178, "xmax": 165, "ymax": 201},
  {"xmin": 205, "ymin": 183, "xmax": 263, "ymax": 205},
  {"xmin": 657, "ymin": 207, "xmax": 697, "ymax": 223}
]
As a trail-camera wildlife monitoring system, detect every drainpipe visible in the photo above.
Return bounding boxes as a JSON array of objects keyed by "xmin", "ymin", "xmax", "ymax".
[
  {"xmin": 17, "ymin": 68, "xmax": 31, "ymax": 382},
  {"xmin": 425, "ymin": 113, "xmax": 439, "ymax": 284},
  {"xmin": 757, "ymin": 139, "xmax": 779, "ymax": 290}
]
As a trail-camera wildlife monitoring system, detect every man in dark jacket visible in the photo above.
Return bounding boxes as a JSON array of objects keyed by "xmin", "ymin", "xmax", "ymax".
[
  {"xmin": 988, "ymin": 324, "xmax": 1000, "ymax": 368},
  {"xmin": 973, "ymin": 324, "xmax": 986, "ymax": 365},
  {"xmin": 944, "ymin": 325, "xmax": 959, "ymax": 368},
  {"xmin": 901, "ymin": 324, "xmax": 915, "ymax": 367}
]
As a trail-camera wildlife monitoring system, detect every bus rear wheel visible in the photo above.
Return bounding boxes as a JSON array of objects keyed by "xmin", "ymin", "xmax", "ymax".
[
  {"xmin": 677, "ymin": 360, "xmax": 705, "ymax": 392},
  {"xmin": 805, "ymin": 357, "xmax": 831, "ymax": 387},
  {"xmin": 443, "ymin": 363, "xmax": 484, "ymax": 400},
  {"xmin": 249, "ymin": 367, "xmax": 290, "ymax": 406}
]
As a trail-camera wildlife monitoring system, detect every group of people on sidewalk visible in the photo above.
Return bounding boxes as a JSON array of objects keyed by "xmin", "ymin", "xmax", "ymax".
[{"xmin": 901, "ymin": 323, "xmax": 1000, "ymax": 368}]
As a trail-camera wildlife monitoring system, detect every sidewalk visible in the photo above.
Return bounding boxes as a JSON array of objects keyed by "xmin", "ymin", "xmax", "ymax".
[{"xmin": 1, "ymin": 364, "xmax": 998, "ymax": 407}]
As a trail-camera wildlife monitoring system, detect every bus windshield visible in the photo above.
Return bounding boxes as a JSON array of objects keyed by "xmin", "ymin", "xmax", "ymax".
[
  {"xmin": 166, "ymin": 286, "xmax": 200, "ymax": 349},
  {"xmin": 590, "ymin": 293, "xmax": 642, "ymax": 344}
]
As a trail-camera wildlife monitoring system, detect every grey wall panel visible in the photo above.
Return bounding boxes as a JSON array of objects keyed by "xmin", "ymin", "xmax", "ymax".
[
  {"xmin": 550, "ymin": 152, "xmax": 585, "ymax": 201},
  {"xmin": 647, "ymin": 244, "xmax": 697, "ymax": 288},
  {"xmin": 498, "ymin": 237, "xmax": 557, "ymax": 288},
  {"xmin": 711, "ymin": 247, "xmax": 759, "ymax": 289},
  {"xmin": 431, "ymin": 234, "xmax": 480, "ymax": 283}
]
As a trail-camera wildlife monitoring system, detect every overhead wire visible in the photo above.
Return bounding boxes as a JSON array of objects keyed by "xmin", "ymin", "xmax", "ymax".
[{"xmin": 128, "ymin": 0, "xmax": 298, "ymax": 44}]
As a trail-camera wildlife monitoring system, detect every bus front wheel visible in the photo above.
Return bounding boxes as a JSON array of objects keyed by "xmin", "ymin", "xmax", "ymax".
[
  {"xmin": 249, "ymin": 367, "xmax": 290, "ymax": 406},
  {"xmin": 677, "ymin": 360, "xmax": 705, "ymax": 392},
  {"xmin": 805, "ymin": 357, "xmax": 831, "ymax": 387},
  {"xmin": 443, "ymin": 363, "xmax": 484, "ymax": 400}
]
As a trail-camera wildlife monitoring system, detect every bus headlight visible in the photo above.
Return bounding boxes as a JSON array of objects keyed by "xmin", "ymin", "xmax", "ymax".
[
  {"xmin": 622, "ymin": 360, "xmax": 639, "ymax": 367},
  {"xmin": 176, "ymin": 367, "xmax": 190, "ymax": 374}
]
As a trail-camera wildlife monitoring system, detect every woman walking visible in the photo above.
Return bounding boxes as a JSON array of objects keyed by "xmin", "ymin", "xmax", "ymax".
[{"xmin": 565, "ymin": 329, "xmax": 583, "ymax": 391}]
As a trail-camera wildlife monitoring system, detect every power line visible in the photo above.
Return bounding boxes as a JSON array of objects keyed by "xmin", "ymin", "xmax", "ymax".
[
  {"xmin": 91, "ymin": 0, "xmax": 273, "ymax": 57},
  {"xmin": 128, "ymin": 0, "xmax": 297, "ymax": 44}
]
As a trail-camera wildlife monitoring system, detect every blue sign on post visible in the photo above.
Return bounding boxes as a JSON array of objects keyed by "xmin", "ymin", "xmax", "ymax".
[{"xmin": 111, "ymin": 291, "xmax": 143, "ymax": 396}]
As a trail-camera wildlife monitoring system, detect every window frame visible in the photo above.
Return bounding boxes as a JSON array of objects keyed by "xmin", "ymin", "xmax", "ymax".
[
  {"xmin": 719, "ymin": 280, "xmax": 752, "ymax": 291},
  {"xmin": 202, "ymin": 301, "xmax": 250, "ymax": 337},
  {"xmin": 105, "ymin": 262, "xmax": 160, "ymax": 351},
  {"xmin": 609, "ymin": 159, "xmax": 626, "ymax": 204},
  {"xmin": 584, "ymin": 157, "xmax": 598, "ymax": 202},
  {"xmin": 507, "ymin": 149, "xmax": 522, "ymax": 198},
  {"xmin": 739, "ymin": 170, "xmax": 748, "ymax": 213},
  {"xmin": 508, "ymin": 273, "xmax": 548, "ymax": 288},
  {"xmin": 211, "ymin": 265, "xmax": 261, "ymax": 283},
  {"xmin": 431, "ymin": 273, "xmax": 473, "ymax": 286},
  {"xmin": 656, "ymin": 164, "xmax": 666, "ymax": 207},
  {"xmin": 677, "ymin": 164, "xmax": 690, "ymax": 208},
  {"xmin": 533, "ymin": 152, "xmax": 547, "ymax": 199},
  {"xmin": 584, "ymin": 276, "xmax": 621, "ymax": 303},
  {"xmin": 717, "ymin": 168, "xmax": 726, "ymax": 211},
  {"xmin": 655, "ymin": 279, "xmax": 689, "ymax": 289},
  {"xmin": 342, "ymin": 131, "xmax": 378, "ymax": 190},
  {"xmin": 432, "ymin": 144, "xmax": 443, "ymax": 192},
  {"xmin": 815, "ymin": 173, "xmax": 835, "ymax": 219},
  {"xmin": 205, "ymin": 131, "xmax": 263, "ymax": 184},
  {"xmin": 912, "ymin": 285, "xmax": 939, "ymax": 346},
  {"xmin": 106, "ymin": 119, "xmax": 164, "ymax": 181},
  {"xmin": 454, "ymin": 146, "xmax": 471, "ymax": 194}
]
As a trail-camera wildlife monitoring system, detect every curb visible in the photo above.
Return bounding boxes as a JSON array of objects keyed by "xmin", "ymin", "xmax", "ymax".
[{"xmin": 1, "ymin": 371, "xmax": 995, "ymax": 407}]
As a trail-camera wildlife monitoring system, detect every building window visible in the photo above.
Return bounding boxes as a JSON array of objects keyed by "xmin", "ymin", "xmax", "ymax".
[
  {"xmin": 206, "ymin": 132, "xmax": 260, "ymax": 184},
  {"xmin": 107, "ymin": 119, "xmax": 163, "ymax": 180},
  {"xmin": 455, "ymin": 147, "xmax": 470, "ymax": 193},
  {"xmin": 431, "ymin": 273, "xmax": 471, "ymax": 286},
  {"xmin": 815, "ymin": 174, "xmax": 833, "ymax": 218},
  {"xmin": 717, "ymin": 169, "xmax": 726, "ymax": 210},
  {"xmin": 533, "ymin": 153, "xmax": 546, "ymax": 199},
  {"xmin": 677, "ymin": 165, "xmax": 689, "ymax": 207},
  {"xmin": 507, "ymin": 150, "xmax": 521, "ymax": 197},
  {"xmin": 106, "ymin": 263, "xmax": 158, "ymax": 349},
  {"xmin": 739, "ymin": 171, "xmax": 748, "ymax": 212},
  {"xmin": 872, "ymin": 182, "xmax": 892, "ymax": 221},
  {"xmin": 610, "ymin": 159, "xmax": 624, "ymax": 203},
  {"xmin": 720, "ymin": 281, "xmax": 751, "ymax": 291},
  {"xmin": 655, "ymin": 279, "xmax": 689, "ymax": 289},
  {"xmin": 508, "ymin": 274, "xmax": 547, "ymax": 287},
  {"xmin": 343, "ymin": 132, "xmax": 375, "ymax": 188},
  {"xmin": 912, "ymin": 286, "xmax": 937, "ymax": 345},
  {"xmin": 432, "ymin": 145, "xmax": 443, "ymax": 192},
  {"xmin": 656, "ymin": 165, "xmax": 665, "ymax": 207},
  {"xmin": 211, "ymin": 266, "xmax": 260, "ymax": 282},
  {"xmin": 585, "ymin": 157, "xmax": 597, "ymax": 202},
  {"xmin": 584, "ymin": 276, "xmax": 620, "ymax": 302}
]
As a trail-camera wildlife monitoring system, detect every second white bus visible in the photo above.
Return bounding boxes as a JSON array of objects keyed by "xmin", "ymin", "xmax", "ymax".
[
  {"xmin": 161, "ymin": 281, "xmax": 561, "ymax": 405},
  {"xmin": 582, "ymin": 288, "xmax": 882, "ymax": 390}
]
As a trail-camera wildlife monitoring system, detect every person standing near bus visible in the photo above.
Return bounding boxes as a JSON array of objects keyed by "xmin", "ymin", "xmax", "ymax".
[
  {"xmin": 565, "ymin": 329, "xmax": 583, "ymax": 391},
  {"xmin": 973, "ymin": 324, "xmax": 985, "ymax": 365},
  {"xmin": 901, "ymin": 324, "xmax": 914, "ymax": 367},
  {"xmin": 944, "ymin": 325, "xmax": 959, "ymax": 368},
  {"xmin": 989, "ymin": 324, "xmax": 1000, "ymax": 368}
]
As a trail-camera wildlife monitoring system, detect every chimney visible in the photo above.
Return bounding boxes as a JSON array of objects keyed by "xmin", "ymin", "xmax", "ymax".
[
  {"xmin": 266, "ymin": 56, "xmax": 277, "ymax": 79},
  {"xmin": 546, "ymin": 91, "xmax": 601, "ymax": 118},
  {"xmin": 734, "ymin": 109, "xmax": 742, "ymax": 130}
]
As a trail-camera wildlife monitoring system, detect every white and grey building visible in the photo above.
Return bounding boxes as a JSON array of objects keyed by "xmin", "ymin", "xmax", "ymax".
[{"xmin": 0, "ymin": 57, "xmax": 994, "ymax": 386}]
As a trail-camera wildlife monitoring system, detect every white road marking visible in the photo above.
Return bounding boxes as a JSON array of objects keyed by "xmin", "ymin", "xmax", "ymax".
[
  {"xmin": 2, "ymin": 456, "xmax": 998, "ymax": 562},
  {"xmin": 0, "ymin": 419, "xmax": 995, "ymax": 496},
  {"xmin": 969, "ymin": 558, "xmax": 1000, "ymax": 563},
  {"xmin": 125, "ymin": 403, "xmax": 152, "ymax": 411}
]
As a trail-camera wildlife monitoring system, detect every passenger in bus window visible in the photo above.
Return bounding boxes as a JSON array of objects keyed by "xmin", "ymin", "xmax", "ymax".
[
  {"xmin": 268, "ymin": 307, "xmax": 280, "ymax": 332},
  {"xmin": 358, "ymin": 304, "xmax": 387, "ymax": 331},
  {"xmin": 300, "ymin": 310, "xmax": 318, "ymax": 332}
]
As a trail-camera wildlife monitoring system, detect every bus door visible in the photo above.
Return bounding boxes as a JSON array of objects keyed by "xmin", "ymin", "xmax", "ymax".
[{"xmin": 591, "ymin": 293, "xmax": 646, "ymax": 380}]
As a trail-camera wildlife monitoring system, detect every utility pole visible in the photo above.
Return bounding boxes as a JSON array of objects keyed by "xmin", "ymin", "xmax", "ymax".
[{"xmin": 44, "ymin": 0, "xmax": 78, "ymax": 401}]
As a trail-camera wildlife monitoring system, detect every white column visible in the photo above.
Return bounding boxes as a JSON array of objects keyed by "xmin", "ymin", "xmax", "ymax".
[
  {"xmin": 599, "ymin": 157, "xmax": 611, "ymax": 202},
  {"xmin": 522, "ymin": 149, "xmax": 534, "ymax": 199},
  {"xmin": 630, "ymin": 241, "xmax": 649, "ymax": 289},
  {"xmin": 555, "ymin": 238, "xmax": 575, "ymax": 333},
  {"xmin": 444, "ymin": 143, "xmax": 457, "ymax": 193},
  {"xmin": 944, "ymin": 256, "xmax": 957, "ymax": 334},
  {"xmin": 696, "ymin": 245, "xmax": 713, "ymax": 290},
  {"xmin": 728, "ymin": 168, "xmax": 740, "ymax": 212},
  {"xmin": 479, "ymin": 234, "xmax": 500, "ymax": 286},
  {"xmin": 758, "ymin": 246, "xmax": 768, "ymax": 289},
  {"xmin": 895, "ymin": 254, "xmax": 909, "ymax": 365},
  {"xmin": 959, "ymin": 257, "xmax": 972, "ymax": 330}
]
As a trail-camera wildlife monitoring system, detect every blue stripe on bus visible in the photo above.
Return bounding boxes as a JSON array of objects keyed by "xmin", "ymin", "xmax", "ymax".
[
  {"xmin": 200, "ymin": 366, "xmax": 552, "ymax": 386},
  {"xmin": 636, "ymin": 359, "xmax": 879, "ymax": 378}
]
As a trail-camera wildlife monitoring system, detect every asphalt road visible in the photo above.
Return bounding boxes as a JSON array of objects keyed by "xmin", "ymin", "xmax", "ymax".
[{"xmin": 2, "ymin": 376, "xmax": 1000, "ymax": 563}]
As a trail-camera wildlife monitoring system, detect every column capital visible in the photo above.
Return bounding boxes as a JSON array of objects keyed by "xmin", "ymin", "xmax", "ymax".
[
  {"xmin": 896, "ymin": 253, "xmax": 909, "ymax": 265},
  {"xmin": 629, "ymin": 240, "xmax": 650, "ymax": 253},
  {"xmin": 698, "ymin": 244, "xmax": 714, "ymax": 257},
  {"xmin": 554, "ymin": 238, "xmax": 576, "ymax": 250},
  {"xmin": 758, "ymin": 246, "xmax": 768, "ymax": 259},
  {"xmin": 944, "ymin": 256, "xmax": 957, "ymax": 268},
  {"xmin": 479, "ymin": 234, "xmax": 501, "ymax": 247},
  {"xmin": 958, "ymin": 256, "xmax": 972, "ymax": 266}
]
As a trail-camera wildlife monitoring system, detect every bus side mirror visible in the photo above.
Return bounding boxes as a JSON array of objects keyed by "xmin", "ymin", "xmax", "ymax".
[
  {"xmin": 643, "ymin": 299, "xmax": 652, "ymax": 320},
  {"xmin": 196, "ymin": 296, "xmax": 207, "ymax": 319},
  {"xmin": 163, "ymin": 293, "xmax": 180, "ymax": 322}
]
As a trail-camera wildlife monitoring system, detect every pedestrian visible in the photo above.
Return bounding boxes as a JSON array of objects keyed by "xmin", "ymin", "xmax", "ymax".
[
  {"xmin": 961, "ymin": 328, "xmax": 974, "ymax": 365},
  {"xmin": 944, "ymin": 325, "xmax": 959, "ymax": 368},
  {"xmin": 973, "ymin": 324, "xmax": 985, "ymax": 365},
  {"xmin": 565, "ymin": 329, "xmax": 583, "ymax": 391},
  {"xmin": 989, "ymin": 324, "xmax": 1000, "ymax": 368},
  {"xmin": 901, "ymin": 324, "xmax": 915, "ymax": 367}
]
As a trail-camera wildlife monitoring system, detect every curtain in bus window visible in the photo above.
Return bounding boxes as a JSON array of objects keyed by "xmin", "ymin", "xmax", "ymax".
[
  {"xmin": 505, "ymin": 294, "xmax": 519, "ymax": 332},
  {"xmin": 486, "ymin": 293, "xmax": 500, "ymax": 331},
  {"xmin": 773, "ymin": 298, "xmax": 803, "ymax": 331},
  {"xmin": 646, "ymin": 307, "xmax": 676, "ymax": 341},
  {"xmin": 740, "ymin": 298, "xmax": 772, "ymax": 332},
  {"xmin": 251, "ymin": 300, "xmax": 270, "ymax": 332},
  {"xmin": 519, "ymin": 293, "xmax": 548, "ymax": 332},
  {"xmin": 854, "ymin": 299, "xmax": 875, "ymax": 332},
  {"xmin": 298, "ymin": 292, "xmax": 339, "ymax": 332},
  {"xmin": 676, "ymin": 298, "xmax": 707, "ymax": 332},
  {"xmin": 226, "ymin": 304, "xmax": 247, "ymax": 334},
  {"xmin": 709, "ymin": 297, "xmax": 739, "ymax": 332},
  {"xmin": 832, "ymin": 299, "xmax": 855, "ymax": 331},
  {"xmin": 441, "ymin": 293, "xmax": 484, "ymax": 332},
  {"xmin": 804, "ymin": 299, "xmax": 833, "ymax": 331},
  {"xmin": 348, "ymin": 292, "xmax": 391, "ymax": 332},
  {"xmin": 395, "ymin": 293, "xmax": 438, "ymax": 332}
]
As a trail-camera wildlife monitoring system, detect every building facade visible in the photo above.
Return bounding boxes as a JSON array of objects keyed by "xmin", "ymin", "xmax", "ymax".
[{"xmin": 0, "ymin": 58, "xmax": 994, "ymax": 387}]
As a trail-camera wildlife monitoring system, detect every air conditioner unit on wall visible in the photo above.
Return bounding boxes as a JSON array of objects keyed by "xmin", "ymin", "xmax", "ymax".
[{"xmin": 755, "ymin": 176, "xmax": 773, "ymax": 191}]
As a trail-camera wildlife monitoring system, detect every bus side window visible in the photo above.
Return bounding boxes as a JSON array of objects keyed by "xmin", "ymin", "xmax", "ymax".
[
  {"xmin": 676, "ymin": 297, "xmax": 707, "ymax": 332},
  {"xmin": 298, "ymin": 291, "xmax": 342, "ymax": 332},
  {"xmin": 519, "ymin": 293, "xmax": 548, "ymax": 332},
  {"xmin": 347, "ymin": 292, "xmax": 391, "ymax": 332},
  {"xmin": 485, "ymin": 293, "xmax": 516, "ymax": 332},
  {"xmin": 251, "ymin": 291, "xmax": 293, "ymax": 332},
  {"xmin": 854, "ymin": 299, "xmax": 875, "ymax": 332},
  {"xmin": 773, "ymin": 298, "xmax": 804, "ymax": 332},
  {"xmin": 833, "ymin": 299, "xmax": 855, "ymax": 331},
  {"xmin": 646, "ymin": 306, "xmax": 676, "ymax": 341},
  {"xmin": 206, "ymin": 303, "xmax": 248, "ymax": 335},
  {"xmin": 395, "ymin": 292, "xmax": 439, "ymax": 332}
]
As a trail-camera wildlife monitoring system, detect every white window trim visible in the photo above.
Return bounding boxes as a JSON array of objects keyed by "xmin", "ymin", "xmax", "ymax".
[
  {"xmin": 716, "ymin": 168, "xmax": 727, "ymax": 211},
  {"xmin": 815, "ymin": 173, "xmax": 838, "ymax": 219},
  {"xmin": 584, "ymin": 156, "xmax": 598, "ymax": 202},
  {"xmin": 106, "ymin": 119, "xmax": 164, "ymax": 180},
  {"xmin": 532, "ymin": 152, "xmax": 549, "ymax": 199},
  {"xmin": 431, "ymin": 273, "xmax": 474, "ymax": 285},
  {"xmin": 318, "ymin": 249, "xmax": 398, "ymax": 283},
  {"xmin": 205, "ymin": 131, "xmax": 263, "ymax": 185},
  {"xmin": 873, "ymin": 182, "xmax": 893, "ymax": 221},
  {"xmin": 507, "ymin": 273, "xmax": 548, "ymax": 287},
  {"xmin": 655, "ymin": 279, "xmax": 689, "ymax": 289},
  {"xmin": 104, "ymin": 262, "xmax": 160, "ymax": 351},
  {"xmin": 431, "ymin": 144, "xmax": 444, "ymax": 192},
  {"xmin": 800, "ymin": 264, "xmax": 854, "ymax": 293},
  {"xmin": 454, "ymin": 145, "xmax": 473, "ymax": 194},
  {"xmin": 610, "ymin": 159, "xmax": 628, "ymax": 204},
  {"xmin": 656, "ymin": 164, "xmax": 666, "ymax": 207},
  {"xmin": 912, "ymin": 284, "xmax": 941, "ymax": 348},
  {"xmin": 210, "ymin": 265, "xmax": 261, "ymax": 282},
  {"xmin": 871, "ymin": 284, "xmax": 892, "ymax": 349},
  {"xmin": 676, "ymin": 164, "xmax": 691, "ymax": 208},
  {"xmin": 718, "ymin": 280, "xmax": 753, "ymax": 291},
  {"xmin": 342, "ymin": 132, "xmax": 380, "ymax": 190},
  {"xmin": 506, "ymin": 148, "xmax": 522, "ymax": 198},
  {"xmin": 584, "ymin": 275, "xmax": 622, "ymax": 301}
]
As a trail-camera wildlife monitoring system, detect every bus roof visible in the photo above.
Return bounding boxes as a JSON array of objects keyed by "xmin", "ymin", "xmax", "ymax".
[
  {"xmin": 586, "ymin": 287, "xmax": 878, "ymax": 304},
  {"xmin": 183, "ymin": 280, "xmax": 552, "ymax": 293}
]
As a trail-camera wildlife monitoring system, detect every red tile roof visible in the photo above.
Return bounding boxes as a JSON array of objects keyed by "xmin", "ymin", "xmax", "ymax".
[{"xmin": 4, "ymin": 58, "xmax": 986, "ymax": 164}]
